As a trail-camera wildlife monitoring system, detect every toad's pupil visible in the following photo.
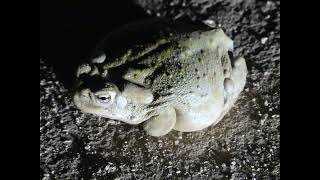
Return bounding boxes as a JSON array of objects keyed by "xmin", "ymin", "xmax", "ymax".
[{"xmin": 98, "ymin": 96, "xmax": 110, "ymax": 101}]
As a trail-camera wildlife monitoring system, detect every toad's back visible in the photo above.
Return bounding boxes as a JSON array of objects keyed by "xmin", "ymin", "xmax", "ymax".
[{"xmin": 144, "ymin": 29, "xmax": 235, "ymax": 132}]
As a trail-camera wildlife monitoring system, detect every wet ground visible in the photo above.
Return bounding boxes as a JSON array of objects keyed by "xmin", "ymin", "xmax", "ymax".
[{"xmin": 40, "ymin": 0, "xmax": 280, "ymax": 179}]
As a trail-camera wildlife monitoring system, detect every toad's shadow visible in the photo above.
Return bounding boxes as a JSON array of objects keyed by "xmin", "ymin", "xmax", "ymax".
[{"xmin": 40, "ymin": 1, "xmax": 147, "ymax": 90}]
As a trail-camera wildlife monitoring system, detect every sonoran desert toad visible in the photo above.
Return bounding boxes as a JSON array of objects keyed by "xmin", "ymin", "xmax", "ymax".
[{"xmin": 73, "ymin": 18, "xmax": 247, "ymax": 137}]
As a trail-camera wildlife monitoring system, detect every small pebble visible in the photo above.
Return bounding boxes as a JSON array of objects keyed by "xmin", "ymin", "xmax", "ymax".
[{"xmin": 261, "ymin": 37, "xmax": 268, "ymax": 44}]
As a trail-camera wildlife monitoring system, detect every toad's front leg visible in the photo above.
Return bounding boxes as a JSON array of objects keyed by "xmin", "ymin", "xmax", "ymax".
[{"xmin": 143, "ymin": 106, "xmax": 176, "ymax": 137}]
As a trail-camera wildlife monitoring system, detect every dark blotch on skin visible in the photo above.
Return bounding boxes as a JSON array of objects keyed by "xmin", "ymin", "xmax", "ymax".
[
  {"xmin": 228, "ymin": 51, "xmax": 234, "ymax": 60},
  {"xmin": 80, "ymin": 75, "xmax": 107, "ymax": 92}
]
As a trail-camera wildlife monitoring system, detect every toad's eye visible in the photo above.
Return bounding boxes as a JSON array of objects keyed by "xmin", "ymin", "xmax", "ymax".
[{"xmin": 96, "ymin": 94, "xmax": 111, "ymax": 104}]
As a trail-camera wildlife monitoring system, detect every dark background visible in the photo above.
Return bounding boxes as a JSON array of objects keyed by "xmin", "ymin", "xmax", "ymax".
[
  {"xmin": 40, "ymin": 1, "xmax": 147, "ymax": 89},
  {"xmin": 40, "ymin": 0, "xmax": 280, "ymax": 179}
]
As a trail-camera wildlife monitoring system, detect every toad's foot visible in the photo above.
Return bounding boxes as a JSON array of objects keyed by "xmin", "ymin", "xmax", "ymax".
[
  {"xmin": 219, "ymin": 57, "xmax": 247, "ymax": 121},
  {"xmin": 230, "ymin": 57, "xmax": 247, "ymax": 96},
  {"xmin": 143, "ymin": 106, "xmax": 176, "ymax": 137}
]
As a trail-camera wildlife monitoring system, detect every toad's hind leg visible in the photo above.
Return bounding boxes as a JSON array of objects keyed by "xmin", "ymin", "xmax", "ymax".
[
  {"xmin": 230, "ymin": 57, "xmax": 247, "ymax": 95},
  {"xmin": 143, "ymin": 106, "xmax": 176, "ymax": 137},
  {"xmin": 224, "ymin": 57, "xmax": 247, "ymax": 106},
  {"xmin": 218, "ymin": 57, "xmax": 247, "ymax": 122}
]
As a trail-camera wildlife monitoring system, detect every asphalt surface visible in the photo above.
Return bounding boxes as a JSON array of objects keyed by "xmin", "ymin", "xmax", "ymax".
[{"xmin": 40, "ymin": 0, "xmax": 280, "ymax": 179}]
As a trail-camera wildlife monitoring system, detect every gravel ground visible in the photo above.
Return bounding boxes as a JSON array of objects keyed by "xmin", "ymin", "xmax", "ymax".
[{"xmin": 40, "ymin": 0, "xmax": 280, "ymax": 179}]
